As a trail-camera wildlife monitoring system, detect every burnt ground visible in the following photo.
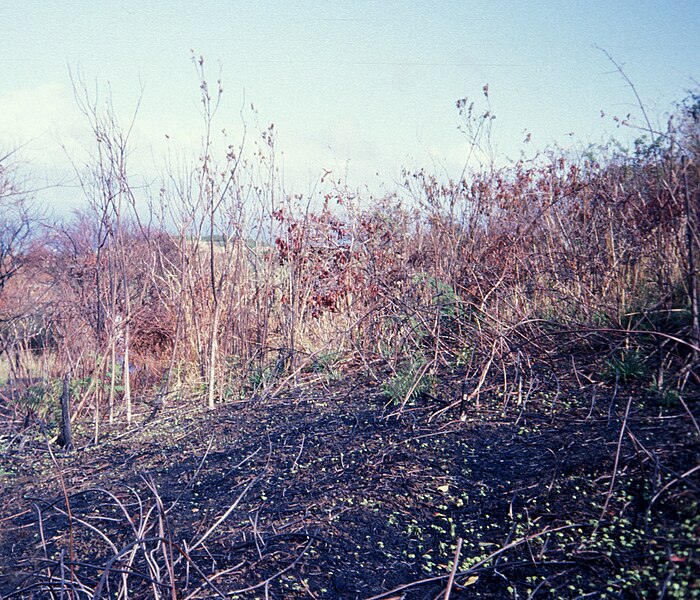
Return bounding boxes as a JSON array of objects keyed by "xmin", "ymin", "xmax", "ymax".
[{"xmin": 0, "ymin": 373, "xmax": 698, "ymax": 599}]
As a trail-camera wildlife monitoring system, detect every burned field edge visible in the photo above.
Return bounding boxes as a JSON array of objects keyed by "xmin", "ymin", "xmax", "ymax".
[
  {"xmin": 1, "ymin": 372, "xmax": 698, "ymax": 599},
  {"xmin": 0, "ymin": 69, "xmax": 698, "ymax": 599}
]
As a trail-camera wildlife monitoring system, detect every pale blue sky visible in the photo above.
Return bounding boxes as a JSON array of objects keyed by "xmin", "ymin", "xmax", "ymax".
[{"xmin": 1, "ymin": 1, "xmax": 699, "ymax": 205}]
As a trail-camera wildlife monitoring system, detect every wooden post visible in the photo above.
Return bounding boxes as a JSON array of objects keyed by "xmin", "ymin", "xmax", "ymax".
[{"xmin": 59, "ymin": 373, "xmax": 73, "ymax": 451}]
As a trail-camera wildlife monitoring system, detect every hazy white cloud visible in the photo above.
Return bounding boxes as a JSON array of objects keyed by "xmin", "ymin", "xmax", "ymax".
[{"xmin": 0, "ymin": 83, "xmax": 80, "ymax": 154}]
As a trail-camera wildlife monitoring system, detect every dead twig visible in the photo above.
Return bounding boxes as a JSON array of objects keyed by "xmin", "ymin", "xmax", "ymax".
[
  {"xmin": 443, "ymin": 537, "xmax": 463, "ymax": 600},
  {"xmin": 594, "ymin": 395, "xmax": 633, "ymax": 535},
  {"xmin": 226, "ymin": 539, "xmax": 313, "ymax": 595}
]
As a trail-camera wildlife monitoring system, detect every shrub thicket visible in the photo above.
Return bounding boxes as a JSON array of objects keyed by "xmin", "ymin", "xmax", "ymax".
[{"xmin": 0, "ymin": 82, "xmax": 698, "ymax": 428}]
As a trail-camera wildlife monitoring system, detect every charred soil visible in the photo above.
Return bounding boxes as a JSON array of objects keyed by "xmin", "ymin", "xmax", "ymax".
[{"xmin": 0, "ymin": 374, "xmax": 698, "ymax": 599}]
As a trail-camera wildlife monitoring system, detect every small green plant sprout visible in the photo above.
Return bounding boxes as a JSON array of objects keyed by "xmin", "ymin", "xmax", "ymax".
[
  {"xmin": 311, "ymin": 350, "xmax": 342, "ymax": 381},
  {"xmin": 604, "ymin": 349, "xmax": 647, "ymax": 383},
  {"xmin": 382, "ymin": 353, "xmax": 434, "ymax": 408}
]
